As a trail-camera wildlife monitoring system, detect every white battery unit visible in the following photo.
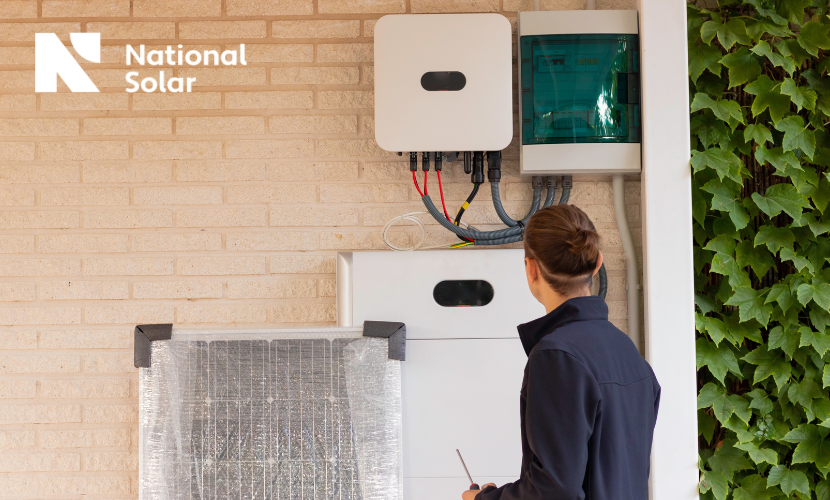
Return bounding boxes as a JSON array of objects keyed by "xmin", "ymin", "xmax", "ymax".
[
  {"xmin": 337, "ymin": 249, "xmax": 544, "ymax": 500},
  {"xmin": 518, "ymin": 10, "xmax": 642, "ymax": 175},
  {"xmin": 374, "ymin": 14, "xmax": 514, "ymax": 153}
]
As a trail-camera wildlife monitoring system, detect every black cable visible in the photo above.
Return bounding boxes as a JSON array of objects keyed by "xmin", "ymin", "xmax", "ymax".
[
  {"xmin": 597, "ymin": 263, "xmax": 608, "ymax": 298},
  {"xmin": 455, "ymin": 183, "xmax": 479, "ymax": 226},
  {"xmin": 454, "ymin": 183, "xmax": 480, "ymax": 242}
]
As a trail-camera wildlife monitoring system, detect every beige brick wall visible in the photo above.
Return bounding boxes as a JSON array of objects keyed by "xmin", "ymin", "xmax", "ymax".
[{"xmin": 0, "ymin": 0, "xmax": 639, "ymax": 498}]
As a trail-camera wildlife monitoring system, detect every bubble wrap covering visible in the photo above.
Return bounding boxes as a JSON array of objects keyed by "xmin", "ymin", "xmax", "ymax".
[{"xmin": 139, "ymin": 336, "xmax": 402, "ymax": 500}]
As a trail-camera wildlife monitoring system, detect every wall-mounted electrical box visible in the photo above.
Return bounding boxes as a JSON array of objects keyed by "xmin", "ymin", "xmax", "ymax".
[
  {"xmin": 518, "ymin": 10, "xmax": 641, "ymax": 175},
  {"xmin": 374, "ymin": 14, "xmax": 513, "ymax": 152},
  {"xmin": 337, "ymin": 249, "xmax": 543, "ymax": 500}
]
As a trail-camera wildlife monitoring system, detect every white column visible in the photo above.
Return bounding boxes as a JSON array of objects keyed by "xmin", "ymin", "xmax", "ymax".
[{"xmin": 636, "ymin": 0, "xmax": 699, "ymax": 499}]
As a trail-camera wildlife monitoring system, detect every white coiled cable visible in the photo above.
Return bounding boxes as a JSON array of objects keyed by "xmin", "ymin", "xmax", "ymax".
[{"xmin": 382, "ymin": 211, "xmax": 471, "ymax": 251}]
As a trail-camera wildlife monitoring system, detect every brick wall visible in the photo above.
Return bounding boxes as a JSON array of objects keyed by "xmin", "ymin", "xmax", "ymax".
[{"xmin": 0, "ymin": 0, "xmax": 638, "ymax": 497}]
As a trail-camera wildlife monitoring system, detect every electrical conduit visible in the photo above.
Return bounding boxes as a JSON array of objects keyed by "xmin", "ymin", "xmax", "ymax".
[{"xmin": 613, "ymin": 175, "xmax": 640, "ymax": 353}]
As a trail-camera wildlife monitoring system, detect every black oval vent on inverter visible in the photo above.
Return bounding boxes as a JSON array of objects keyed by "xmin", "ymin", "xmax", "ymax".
[
  {"xmin": 421, "ymin": 71, "xmax": 467, "ymax": 91},
  {"xmin": 433, "ymin": 280, "xmax": 493, "ymax": 307}
]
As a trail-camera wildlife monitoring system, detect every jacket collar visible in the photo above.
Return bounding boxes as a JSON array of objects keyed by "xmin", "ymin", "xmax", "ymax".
[{"xmin": 517, "ymin": 296, "xmax": 609, "ymax": 356}]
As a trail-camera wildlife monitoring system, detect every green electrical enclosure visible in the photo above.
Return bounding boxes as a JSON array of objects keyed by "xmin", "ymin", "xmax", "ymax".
[
  {"xmin": 518, "ymin": 10, "xmax": 642, "ymax": 175},
  {"xmin": 520, "ymin": 34, "xmax": 640, "ymax": 145}
]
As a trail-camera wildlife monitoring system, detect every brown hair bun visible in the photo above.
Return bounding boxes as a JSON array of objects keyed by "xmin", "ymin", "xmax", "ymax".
[{"xmin": 524, "ymin": 204, "xmax": 600, "ymax": 296}]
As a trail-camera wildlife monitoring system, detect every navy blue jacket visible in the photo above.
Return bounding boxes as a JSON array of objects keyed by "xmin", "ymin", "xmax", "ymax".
[{"xmin": 478, "ymin": 296, "xmax": 660, "ymax": 500}]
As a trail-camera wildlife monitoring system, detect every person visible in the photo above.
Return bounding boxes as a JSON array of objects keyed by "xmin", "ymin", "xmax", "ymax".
[{"xmin": 463, "ymin": 204, "xmax": 660, "ymax": 500}]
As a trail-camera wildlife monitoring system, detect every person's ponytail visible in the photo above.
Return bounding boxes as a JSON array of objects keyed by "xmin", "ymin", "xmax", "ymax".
[{"xmin": 524, "ymin": 205, "xmax": 600, "ymax": 296}]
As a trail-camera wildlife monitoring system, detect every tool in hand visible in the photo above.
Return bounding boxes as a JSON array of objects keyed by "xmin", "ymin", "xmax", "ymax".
[{"xmin": 456, "ymin": 449, "xmax": 479, "ymax": 490}]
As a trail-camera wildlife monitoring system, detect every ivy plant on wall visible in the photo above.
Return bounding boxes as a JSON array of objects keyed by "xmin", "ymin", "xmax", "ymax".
[{"xmin": 688, "ymin": 1, "xmax": 830, "ymax": 499}]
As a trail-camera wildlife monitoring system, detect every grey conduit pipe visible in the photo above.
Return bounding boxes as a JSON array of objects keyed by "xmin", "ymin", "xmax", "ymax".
[
  {"xmin": 542, "ymin": 178, "xmax": 557, "ymax": 207},
  {"xmin": 613, "ymin": 175, "xmax": 640, "ymax": 352},
  {"xmin": 421, "ymin": 195, "xmax": 524, "ymax": 243},
  {"xmin": 490, "ymin": 183, "xmax": 542, "ymax": 227}
]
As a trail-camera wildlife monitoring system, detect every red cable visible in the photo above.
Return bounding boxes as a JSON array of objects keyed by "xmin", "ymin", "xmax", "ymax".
[
  {"xmin": 412, "ymin": 170, "xmax": 423, "ymax": 197},
  {"xmin": 436, "ymin": 170, "xmax": 452, "ymax": 221},
  {"xmin": 423, "ymin": 171, "xmax": 428, "ymax": 196}
]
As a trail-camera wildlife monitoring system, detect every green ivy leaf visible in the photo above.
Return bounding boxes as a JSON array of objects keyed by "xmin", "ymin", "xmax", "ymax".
[
  {"xmin": 769, "ymin": 325, "xmax": 801, "ymax": 358},
  {"xmin": 711, "ymin": 252, "xmax": 751, "ymax": 287},
  {"xmin": 691, "ymin": 93, "xmax": 746, "ymax": 127},
  {"xmin": 788, "ymin": 378, "xmax": 824, "ymax": 417},
  {"xmin": 746, "ymin": 16, "xmax": 795, "ymax": 41},
  {"xmin": 704, "ymin": 233, "xmax": 737, "ymax": 255},
  {"xmin": 755, "ymin": 146, "xmax": 802, "ymax": 176},
  {"xmin": 723, "ymin": 414, "xmax": 756, "ymax": 443},
  {"xmin": 781, "ymin": 247, "xmax": 815, "ymax": 274},
  {"xmin": 797, "ymin": 20, "xmax": 830, "ymax": 56},
  {"xmin": 751, "ymin": 183, "xmax": 812, "ymax": 220},
  {"xmin": 702, "ymin": 178, "xmax": 750, "ymax": 229},
  {"xmin": 708, "ymin": 440, "xmax": 754, "ymax": 478},
  {"xmin": 767, "ymin": 465, "xmax": 810, "ymax": 497},
  {"xmin": 698, "ymin": 382, "xmax": 752, "ymax": 423},
  {"xmin": 697, "ymin": 337, "xmax": 743, "ymax": 384},
  {"xmin": 698, "ymin": 382, "xmax": 725, "ymax": 408},
  {"xmin": 695, "ymin": 294, "xmax": 719, "ymax": 315},
  {"xmin": 800, "ymin": 327, "xmax": 830, "ymax": 357},
  {"xmin": 812, "ymin": 307, "xmax": 830, "ymax": 334},
  {"xmin": 805, "ymin": 238, "xmax": 830, "ymax": 272},
  {"xmin": 750, "ymin": 41, "xmax": 796, "ymax": 76},
  {"xmin": 720, "ymin": 48, "xmax": 762, "ymax": 88},
  {"xmin": 733, "ymin": 474, "xmax": 775, "ymax": 500},
  {"xmin": 775, "ymin": 115, "xmax": 817, "ymax": 159},
  {"xmin": 810, "ymin": 177, "xmax": 830, "ymax": 215},
  {"xmin": 689, "ymin": 43, "xmax": 723, "ymax": 83},
  {"xmin": 781, "ymin": 78, "xmax": 818, "ymax": 112},
  {"xmin": 736, "ymin": 441, "xmax": 778, "ymax": 465},
  {"xmin": 747, "ymin": 388, "xmax": 774, "ymax": 415},
  {"xmin": 743, "ymin": 0, "xmax": 789, "ymax": 26},
  {"xmin": 824, "ymin": 365, "xmax": 830, "ymax": 389},
  {"xmin": 818, "ymin": 480, "xmax": 830, "ymax": 500},
  {"xmin": 776, "ymin": 38, "xmax": 812, "ymax": 67},
  {"xmin": 776, "ymin": 0, "xmax": 811, "ymax": 26},
  {"xmin": 744, "ymin": 345, "xmax": 792, "ymax": 391},
  {"xmin": 796, "ymin": 281, "xmax": 830, "ymax": 310},
  {"xmin": 698, "ymin": 313, "xmax": 728, "ymax": 345},
  {"xmin": 692, "ymin": 148, "xmax": 743, "ymax": 182},
  {"xmin": 745, "ymin": 75, "xmax": 792, "ymax": 124},
  {"xmin": 782, "ymin": 423, "xmax": 830, "ymax": 466},
  {"xmin": 754, "ymin": 225, "xmax": 795, "ymax": 254},
  {"xmin": 691, "ymin": 113, "xmax": 731, "ymax": 149},
  {"xmin": 744, "ymin": 123, "xmax": 773, "ymax": 146},
  {"xmin": 701, "ymin": 19, "xmax": 752, "ymax": 50},
  {"xmin": 699, "ymin": 408, "xmax": 717, "ymax": 444},
  {"xmin": 726, "ymin": 287, "xmax": 773, "ymax": 326},
  {"xmin": 736, "ymin": 240, "xmax": 774, "ymax": 278},
  {"xmin": 700, "ymin": 20, "xmax": 719, "ymax": 45},
  {"xmin": 700, "ymin": 470, "xmax": 729, "ymax": 500},
  {"xmin": 766, "ymin": 283, "xmax": 796, "ymax": 313}
]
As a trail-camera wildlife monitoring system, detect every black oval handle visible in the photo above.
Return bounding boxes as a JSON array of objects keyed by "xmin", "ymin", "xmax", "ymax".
[
  {"xmin": 433, "ymin": 280, "xmax": 493, "ymax": 307},
  {"xmin": 421, "ymin": 71, "xmax": 467, "ymax": 91}
]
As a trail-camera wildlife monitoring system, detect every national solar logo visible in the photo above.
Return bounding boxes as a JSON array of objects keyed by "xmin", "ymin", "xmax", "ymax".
[
  {"xmin": 35, "ymin": 32, "xmax": 247, "ymax": 93},
  {"xmin": 35, "ymin": 33, "xmax": 100, "ymax": 92}
]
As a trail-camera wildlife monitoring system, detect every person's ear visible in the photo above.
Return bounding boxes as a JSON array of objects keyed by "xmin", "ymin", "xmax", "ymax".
[
  {"xmin": 592, "ymin": 251, "xmax": 604, "ymax": 276},
  {"xmin": 525, "ymin": 257, "xmax": 539, "ymax": 284}
]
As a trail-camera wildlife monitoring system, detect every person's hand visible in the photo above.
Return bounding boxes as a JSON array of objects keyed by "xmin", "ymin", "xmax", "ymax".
[{"xmin": 462, "ymin": 483, "xmax": 496, "ymax": 500}]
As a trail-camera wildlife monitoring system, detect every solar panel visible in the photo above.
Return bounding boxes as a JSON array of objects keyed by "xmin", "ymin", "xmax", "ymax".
[{"xmin": 139, "ymin": 333, "xmax": 402, "ymax": 500}]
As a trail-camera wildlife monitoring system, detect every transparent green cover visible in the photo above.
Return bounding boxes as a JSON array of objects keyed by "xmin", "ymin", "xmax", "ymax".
[{"xmin": 520, "ymin": 33, "xmax": 641, "ymax": 145}]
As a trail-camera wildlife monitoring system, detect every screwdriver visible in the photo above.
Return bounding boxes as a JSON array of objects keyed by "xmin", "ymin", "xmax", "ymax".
[{"xmin": 456, "ymin": 449, "xmax": 479, "ymax": 490}]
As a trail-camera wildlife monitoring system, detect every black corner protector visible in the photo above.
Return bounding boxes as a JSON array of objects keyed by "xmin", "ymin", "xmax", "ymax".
[
  {"xmin": 362, "ymin": 321, "xmax": 406, "ymax": 361},
  {"xmin": 134, "ymin": 323, "xmax": 173, "ymax": 368}
]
